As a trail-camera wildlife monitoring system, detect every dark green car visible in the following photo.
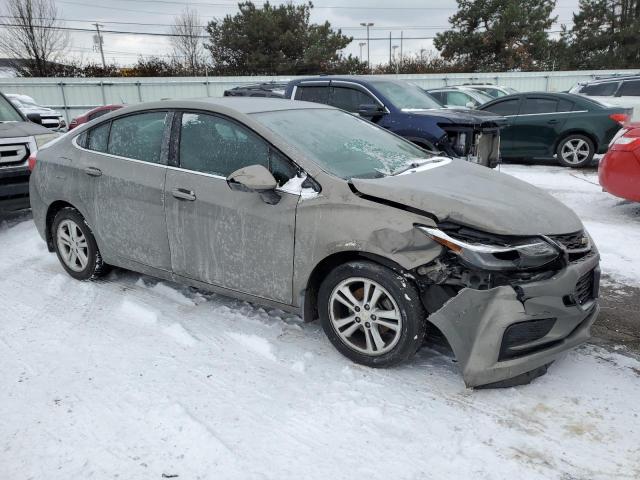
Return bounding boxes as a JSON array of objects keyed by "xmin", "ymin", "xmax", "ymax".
[{"xmin": 479, "ymin": 92, "xmax": 631, "ymax": 167}]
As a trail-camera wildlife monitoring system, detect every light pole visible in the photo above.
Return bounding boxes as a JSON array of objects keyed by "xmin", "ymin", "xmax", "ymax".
[
  {"xmin": 360, "ymin": 22, "xmax": 374, "ymax": 71},
  {"xmin": 359, "ymin": 42, "xmax": 366, "ymax": 62}
]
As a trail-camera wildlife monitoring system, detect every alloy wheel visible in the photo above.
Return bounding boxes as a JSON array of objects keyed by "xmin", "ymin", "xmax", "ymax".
[
  {"xmin": 328, "ymin": 277, "xmax": 402, "ymax": 356},
  {"xmin": 560, "ymin": 138, "xmax": 591, "ymax": 165},
  {"xmin": 56, "ymin": 219, "xmax": 89, "ymax": 272}
]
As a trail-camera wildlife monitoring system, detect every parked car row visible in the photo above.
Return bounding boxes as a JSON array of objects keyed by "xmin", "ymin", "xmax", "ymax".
[{"xmin": 29, "ymin": 97, "xmax": 601, "ymax": 388}]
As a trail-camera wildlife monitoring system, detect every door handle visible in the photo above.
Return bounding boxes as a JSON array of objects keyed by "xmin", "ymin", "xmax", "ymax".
[
  {"xmin": 547, "ymin": 119, "xmax": 559, "ymax": 124},
  {"xmin": 172, "ymin": 188, "xmax": 196, "ymax": 201},
  {"xmin": 84, "ymin": 166, "xmax": 102, "ymax": 177}
]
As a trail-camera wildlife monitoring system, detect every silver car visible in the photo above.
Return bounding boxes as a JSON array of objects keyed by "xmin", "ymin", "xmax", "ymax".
[{"xmin": 29, "ymin": 98, "xmax": 600, "ymax": 388}]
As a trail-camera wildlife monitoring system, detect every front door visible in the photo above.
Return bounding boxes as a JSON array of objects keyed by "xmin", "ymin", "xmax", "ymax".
[
  {"xmin": 78, "ymin": 110, "xmax": 172, "ymax": 270},
  {"xmin": 481, "ymin": 97, "xmax": 522, "ymax": 158},
  {"xmin": 164, "ymin": 111, "xmax": 300, "ymax": 304}
]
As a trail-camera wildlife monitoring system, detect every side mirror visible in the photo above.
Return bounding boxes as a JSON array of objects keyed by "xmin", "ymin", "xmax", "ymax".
[
  {"xmin": 357, "ymin": 104, "xmax": 385, "ymax": 118},
  {"xmin": 226, "ymin": 164, "xmax": 280, "ymax": 204},
  {"xmin": 26, "ymin": 112, "xmax": 42, "ymax": 124}
]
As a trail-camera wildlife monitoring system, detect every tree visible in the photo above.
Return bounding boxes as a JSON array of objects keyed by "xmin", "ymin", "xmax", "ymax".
[
  {"xmin": 170, "ymin": 7, "xmax": 205, "ymax": 75},
  {"xmin": 205, "ymin": 1, "xmax": 361, "ymax": 75},
  {"xmin": 0, "ymin": 0, "xmax": 69, "ymax": 76},
  {"xmin": 433, "ymin": 0, "xmax": 557, "ymax": 71},
  {"xmin": 558, "ymin": 0, "xmax": 640, "ymax": 69}
]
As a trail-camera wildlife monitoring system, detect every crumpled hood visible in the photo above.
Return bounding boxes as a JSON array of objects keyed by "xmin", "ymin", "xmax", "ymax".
[
  {"xmin": 350, "ymin": 159, "xmax": 583, "ymax": 236},
  {"xmin": 0, "ymin": 121, "xmax": 52, "ymax": 137},
  {"xmin": 407, "ymin": 108, "xmax": 506, "ymax": 127}
]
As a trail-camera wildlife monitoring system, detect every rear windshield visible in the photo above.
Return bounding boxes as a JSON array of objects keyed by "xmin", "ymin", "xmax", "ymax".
[
  {"xmin": 0, "ymin": 95, "xmax": 24, "ymax": 122},
  {"xmin": 252, "ymin": 108, "xmax": 434, "ymax": 179}
]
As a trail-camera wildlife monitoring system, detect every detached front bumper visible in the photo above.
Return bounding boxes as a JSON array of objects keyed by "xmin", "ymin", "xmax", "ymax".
[
  {"xmin": 428, "ymin": 253, "xmax": 600, "ymax": 388},
  {"xmin": 438, "ymin": 125, "xmax": 502, "ymax": 168}
]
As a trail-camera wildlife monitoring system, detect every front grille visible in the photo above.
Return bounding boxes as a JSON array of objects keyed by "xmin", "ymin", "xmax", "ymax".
[
  {"xmin": 0, "ymin": 143, "xmax": 29, "ymax": 167},
  {"xmin": 499, "ymin": 318, "xmax": 557, "ymax": 361},
  {"xmin": 575, "ymin": 270, "xmax": 595, "ymax": 305}
]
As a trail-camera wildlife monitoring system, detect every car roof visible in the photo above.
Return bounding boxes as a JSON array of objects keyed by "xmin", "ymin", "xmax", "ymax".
[
  {"xmin": 105, "ymin": 97, "xmax": 335, "ymax": 115},
  {"xmin": 289, "ymin": 75, "xmax": 406, "ymax": 86},
  {"xmin": 581, "ymin": 75, "xmax": 640, "ymax": 84}
]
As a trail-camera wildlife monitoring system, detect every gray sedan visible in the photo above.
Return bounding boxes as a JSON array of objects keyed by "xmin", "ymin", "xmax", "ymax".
[{"xmin": 29, "ymin": 98, "xmax": 600, "ymax": 388}]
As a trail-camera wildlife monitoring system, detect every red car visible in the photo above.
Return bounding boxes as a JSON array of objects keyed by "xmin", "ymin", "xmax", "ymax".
[
  {"xmin": 68, "ymin": 104, "xmax": 122, "ymax": 130},
  {"xmin": 599, "ymin": 123, "xmax": 640, "ymax": 202}
]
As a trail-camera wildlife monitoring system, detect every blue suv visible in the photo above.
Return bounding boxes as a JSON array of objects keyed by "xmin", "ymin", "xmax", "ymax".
[{"xmin": 284, "ymin": 77, "xmax": 504, "ymax": 167}]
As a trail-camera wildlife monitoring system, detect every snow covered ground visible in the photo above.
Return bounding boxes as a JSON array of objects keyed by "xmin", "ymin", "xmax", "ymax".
[{"xmin": 1, "ymin": 165, "xmax": 640, "ymax": 479}]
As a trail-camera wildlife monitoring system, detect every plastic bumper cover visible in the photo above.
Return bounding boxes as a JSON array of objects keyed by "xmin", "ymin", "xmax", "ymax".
[{"xmin": 428, "ymin": 253, "xmax": 600, "ymax": 388}]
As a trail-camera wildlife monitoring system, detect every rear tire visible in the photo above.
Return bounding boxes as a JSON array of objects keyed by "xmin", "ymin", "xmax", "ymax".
[
  {"xmin": 52, "ymin": 207, "xmax": 107, "ymax": 280},
  {"xmin": 556, "ymin": 134, "xmax": 595, "ymax": 168},
  {"xmin": 318, "ymin": 261, "xmax": 427, "ymax": 367}
]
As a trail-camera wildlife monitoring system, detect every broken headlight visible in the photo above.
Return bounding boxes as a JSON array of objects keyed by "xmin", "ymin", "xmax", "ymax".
[{"xmin": 417, "ymin": 226, "xmax": 560, "ymax": 271}]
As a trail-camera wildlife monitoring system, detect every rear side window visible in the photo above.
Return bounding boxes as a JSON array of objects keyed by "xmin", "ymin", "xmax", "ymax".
[
  {"xmin": 330, "ymin": 87, "xmax": 374, "ymax": 112},
  {"xmin": 294, "ymin": 85, "xmax": 330, "ymax": 104},
  {"xmin": 581, "ymin": 82, "xmax": 619, "ymax": 96},
  {"xmin": 429, "ymin": 91, "xmax": 445, "ymax": 103},
  {"xmin": 521, "ymin": 97, "xmax": 558, "ymax": 114},
  {"xmin": 619, "ymin": 80, "xmax": 640, "ymax": 96},
  {"xmin": 179, "ymin": 112, "xmax": 296, "ymax": 186},
  {"xmin": 445, "ymin": 91, "xmax": 475, "ymax": 107},
  {"xmin": 108, "ymin": 112, "xmax": 167, "ymax": 163},
  {"xmin": 87, "ymin": 122, "xmax": 110, "ymax": 152},
  {"xmin": 483, "ymin": 99, "xmax": 520, "ymax": 115}
]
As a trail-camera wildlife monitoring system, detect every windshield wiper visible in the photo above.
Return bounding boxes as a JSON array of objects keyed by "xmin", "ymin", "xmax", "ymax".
[{"xmin": 392, "ymin": 158, "xmax": 444, "ymax": 175}]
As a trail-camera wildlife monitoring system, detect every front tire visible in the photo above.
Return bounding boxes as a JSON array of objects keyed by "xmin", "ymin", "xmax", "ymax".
[
  {"xmin": 556, "ymin": 134, "xmax": 595, "ymax": 168},
  {"xmin": 318, "ymin": 261, "xmax": 427, "ymax": 367},
  {"xmin": 52, "ymin": 207, "xmax": 107, "ymax": 280}
]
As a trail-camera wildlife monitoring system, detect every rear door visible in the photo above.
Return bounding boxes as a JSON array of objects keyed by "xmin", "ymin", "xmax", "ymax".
[
  {"xmin": 292, "ymin": 81, "xmax": 330, "ymax": 105},
  {"xmin": 481, "ymin": 97, "xmax": 522, "ymax": 157},
  {"xmin": 511, "ymin": 96, "xmax": 573, "ymax": 157},
  {"xmin": 77, "ymin": 110, "xmax": 172, "ymax": 270},
  {"xmin": 164, "ymin": 111, "xmax": 300, "ymax": 304}
]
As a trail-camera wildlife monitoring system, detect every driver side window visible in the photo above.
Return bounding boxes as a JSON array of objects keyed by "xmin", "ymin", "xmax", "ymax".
[{"xmin": 178, "ymin": 112, "xmax": 297, "ymax": 186}]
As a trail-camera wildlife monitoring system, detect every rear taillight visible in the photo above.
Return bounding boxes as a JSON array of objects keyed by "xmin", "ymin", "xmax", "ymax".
[
  {"xmin": 27, "ymin": 153, "xmax": 37, "ymax": 171},
  {"xmin": 609, "ymin": 113, "xmax": 630, "ymax": 125}
]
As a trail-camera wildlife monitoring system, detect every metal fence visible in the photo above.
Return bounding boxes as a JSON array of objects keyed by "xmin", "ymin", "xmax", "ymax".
[{"xmin": 1, "ymin": 69, "xmax": 638, "ymax": 123}]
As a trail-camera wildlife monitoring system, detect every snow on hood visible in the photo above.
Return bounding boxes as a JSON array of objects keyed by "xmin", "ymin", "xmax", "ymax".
[
  {"xmin": 0, "ymin": 120, "xmax": 52, "ymax": 137},
  {"xmin": 350, "ymin": 159, "xmax": 583, "ymax": 236}
]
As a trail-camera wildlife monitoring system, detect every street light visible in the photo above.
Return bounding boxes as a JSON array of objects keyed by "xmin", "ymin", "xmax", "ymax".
[
  {"xmin": 359, "ymin": 42, "xmax": 367, "ymax": 62},
  {"xmin": 360, "ymin": 22, "xmax": 374, "ymax": 70}
]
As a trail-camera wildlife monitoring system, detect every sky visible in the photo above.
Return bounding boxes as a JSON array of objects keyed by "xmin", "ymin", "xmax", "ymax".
[{"xmin": 52, "ymin": 0, "xmax": 583, "ymax": 67}]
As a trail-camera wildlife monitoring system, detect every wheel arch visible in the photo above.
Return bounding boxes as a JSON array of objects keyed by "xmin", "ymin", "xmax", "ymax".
[
  {"xmin": 554, "ymin": 129, "xmax": 599, "ymax": 154},
  {"xmin": 45, "ymin": 201, "xmax": 93, "ymax": 252},
  {"xmin": 302, "ymin": 250, "xmax": 408, "ymax": 323}
]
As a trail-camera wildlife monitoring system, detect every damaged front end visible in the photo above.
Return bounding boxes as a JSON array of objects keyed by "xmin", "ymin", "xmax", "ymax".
[
  {"xmin": 436, "ymin": 122, "xmax": 502, "ymax": 168},
  {"xmin": 413, "ymin": 224, "xmax": 600, "ymax": 388}
]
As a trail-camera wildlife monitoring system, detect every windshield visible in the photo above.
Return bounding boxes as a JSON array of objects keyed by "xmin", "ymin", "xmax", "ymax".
[
  {"xmin": 252, "ymin": 109, "xmax": 435, "ymax": 179},
  {"xmin": 0, "ymin": 95, "xmax": 24, "ymax": 122},
  {"xmin": 369, "ymin": 80, "xmax": 443, "ymax": 111}
]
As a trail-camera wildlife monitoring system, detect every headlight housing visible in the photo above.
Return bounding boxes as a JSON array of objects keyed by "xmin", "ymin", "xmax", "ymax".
[{"xmin": 417, "ymin": 226, "xmax": 560, "ymax": 271}]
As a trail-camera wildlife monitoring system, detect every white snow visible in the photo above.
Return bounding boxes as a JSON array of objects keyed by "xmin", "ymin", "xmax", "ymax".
[
  {"xmin": 1, "ymin": 164, "xmax": 640, "ymax": 478},
  {"xmin": 500, "ymin": 163, "xmax": 640, "ymax": 286},
  {"xmin": 278, "ymin": 174, "xmax": 319, "ymax": 199}
]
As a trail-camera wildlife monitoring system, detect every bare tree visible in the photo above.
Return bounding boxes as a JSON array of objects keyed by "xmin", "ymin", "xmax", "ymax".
[
  {"xmin": 0, "ymin": 0, "xmax": 69, "ymax": 77},
  {"xmin": 170, "ymin": 7, "xmax": 204, "ymax": 75}
]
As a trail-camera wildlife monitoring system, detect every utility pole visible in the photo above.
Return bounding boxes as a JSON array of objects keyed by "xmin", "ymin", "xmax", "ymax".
[
  {"xmin": 400, "ymin": 31, "xmax": 403, "ymax": 66},
  {"xmin": 389, "ymin": 32, "xmax": 392, "ymax": 66},
  {"xmin": 93, "ymin": 23, "xmax": 107, "ymax": 69},
  {"xmin": 392, "ymin": 45, "xmax": 399, "ymax": 74},
  {"xmin": 359, "ymin": 42, "xmax": 366, "ymax": 62},
  {"xmin": 360, "ymin": 22, "xmax": 374, "ymax": 71}
]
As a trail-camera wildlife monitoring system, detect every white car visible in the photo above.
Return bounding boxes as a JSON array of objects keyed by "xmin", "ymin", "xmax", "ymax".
[
  {"xmin": 569, "ymin": 76, "xmax": 640, "ymax": 120},
  {"xmin": 426, "ymin": 86, "xmax": 494, "ymax": 109},
  {"xmin": 460, "ymin": 84, "xmax": 518, "ymax": 99},
  {"xmin": 6, "ymin": 94, "xmax": 66, "ymax": 131}
]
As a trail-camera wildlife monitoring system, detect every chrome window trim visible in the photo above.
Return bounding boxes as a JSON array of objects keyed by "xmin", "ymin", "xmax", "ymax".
[{"xmin": 502, "ymin": 110, "xmax": 588, "ymax": 118}]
